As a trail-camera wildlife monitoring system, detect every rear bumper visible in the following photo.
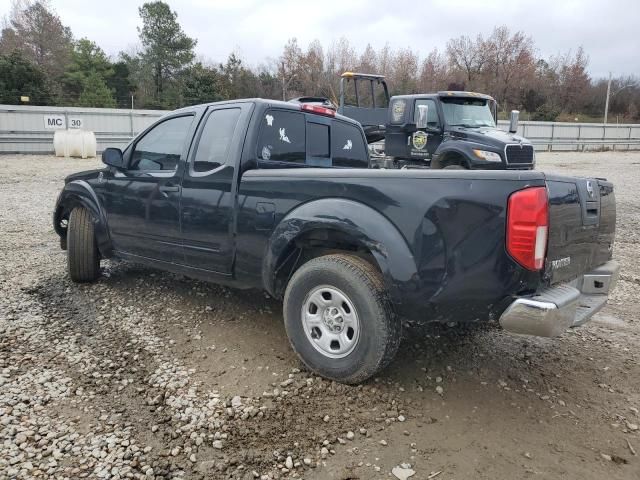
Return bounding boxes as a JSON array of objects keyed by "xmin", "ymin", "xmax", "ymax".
[{"xmin": 499, "ymin": 260, "xmax": 620, "ymax": 337}]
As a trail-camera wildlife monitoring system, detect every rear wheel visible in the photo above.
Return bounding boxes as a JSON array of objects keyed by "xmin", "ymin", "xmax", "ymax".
[
  {"xmin": 283, "ymin": 254, "xmax": 400, "ymax": 384},
  {"xmin": 67, "ymin": 207, "xmax": 100, "ymax": 283}
]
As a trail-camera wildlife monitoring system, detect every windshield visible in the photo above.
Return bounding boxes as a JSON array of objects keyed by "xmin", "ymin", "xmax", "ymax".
[{"xmin": 441, "ymin": 97, "xmax": 496, "ymax": 128}]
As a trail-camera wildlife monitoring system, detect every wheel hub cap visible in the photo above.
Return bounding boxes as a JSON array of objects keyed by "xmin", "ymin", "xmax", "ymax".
[{"xmin": 302, "ymin": 286, "xmax": 360, "ymax": 358}]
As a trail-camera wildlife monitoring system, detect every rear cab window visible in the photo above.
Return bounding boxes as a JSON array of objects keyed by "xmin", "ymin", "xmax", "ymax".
[
  {"xmin": 257, "ymin": 110, "xmax": 305, "ymax": 163},
  {"xmin": 256, "ymin": 108, "xmax": 368, "ymax": 169},
  {"xmin": 331, "ymin": 121, "xmax": 368, "ymax": 168}
]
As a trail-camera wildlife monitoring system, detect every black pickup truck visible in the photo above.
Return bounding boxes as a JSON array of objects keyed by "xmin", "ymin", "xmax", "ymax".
[{"xmin": 53, "ymin": 99, "xmax": 619, "ymax": 384}]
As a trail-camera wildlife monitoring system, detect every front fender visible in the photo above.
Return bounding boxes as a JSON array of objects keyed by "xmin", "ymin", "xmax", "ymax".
[
  {"xmin": 262, "ymin": 198, "xmax": 418, "ymax": 308},
  {"xmin": 433, "ymin": 143, "xmax": 472, "ymax": 168},
  {"xmin": 53, "ymin": 180, "xmax": 113, "ymax": 257}
]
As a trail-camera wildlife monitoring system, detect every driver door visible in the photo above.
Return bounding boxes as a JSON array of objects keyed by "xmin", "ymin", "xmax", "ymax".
[
  {"xmin": 413, "ymin": 99, "xmax": 443, "ymax": 159},
  {"xmin": 103, "ymin": 113, "xmax": 197, "ymax": 263}
]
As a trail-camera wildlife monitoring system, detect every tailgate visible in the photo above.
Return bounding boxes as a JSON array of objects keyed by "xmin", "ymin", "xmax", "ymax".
[{"xmin": 545, "ymin": 174, "xmax": 616, "ymax": 284}]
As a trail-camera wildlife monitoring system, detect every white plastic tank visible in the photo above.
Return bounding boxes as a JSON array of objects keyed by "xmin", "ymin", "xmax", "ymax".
[{"xmin": 54, "ymin": 129, "xmax": 97, "ymax": 158}]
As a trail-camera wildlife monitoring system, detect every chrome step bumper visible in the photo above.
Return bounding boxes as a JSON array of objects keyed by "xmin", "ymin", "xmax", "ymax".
[{"xmin": 499, "ymin": 260, "xmax": 619, "ymax": 337}]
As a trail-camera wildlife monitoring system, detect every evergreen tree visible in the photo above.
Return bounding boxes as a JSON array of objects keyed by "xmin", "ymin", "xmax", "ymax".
[
  {"xmin": 77, "ymin": 71, "xmax": 116, "ymax": 108},
  {"xmin": 137, "ymin": 1, "xmax": 196, "ymax": 106},
  {"xmin": 0, "ymin": 50, "xmax": 52, "ymax": 104},
  {"xmin": 63, "ymin": 38, "xmax": 113, "ymax": 102}
]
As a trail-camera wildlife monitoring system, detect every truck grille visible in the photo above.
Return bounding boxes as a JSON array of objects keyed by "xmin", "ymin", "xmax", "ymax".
[{"xmin": 505, "ymin": 144, "xmax": 534, "ymax": 165}]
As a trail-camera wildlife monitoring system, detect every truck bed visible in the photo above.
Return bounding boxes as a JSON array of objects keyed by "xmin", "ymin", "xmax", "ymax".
[{"xmin": 235, "ymin": 167, "xmax": 614, "ymax": 325}]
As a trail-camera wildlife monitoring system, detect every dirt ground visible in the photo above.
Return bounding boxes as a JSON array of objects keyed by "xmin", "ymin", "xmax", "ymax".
[{"xmin": 0, "ymin": 151, "xmax": 638, "ymax": 480}]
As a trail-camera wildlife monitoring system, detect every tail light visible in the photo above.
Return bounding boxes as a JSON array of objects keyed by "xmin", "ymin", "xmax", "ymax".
[
  {"xmin": 300, "ymin": 104, "xmax": 336, "ymax": 117},
  {"xmin": 506, "ymin": 186, "xmax": 548, "ymax": 271}
]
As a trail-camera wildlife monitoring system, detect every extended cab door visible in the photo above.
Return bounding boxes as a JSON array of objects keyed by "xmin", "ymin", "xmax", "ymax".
[
  {"xmin": 102, "ymin": 112, "xmax": 197, "ymax": 263},
  {"xmin": 180, "ymin": 103, "xmax": 253, "ymax": 274}
]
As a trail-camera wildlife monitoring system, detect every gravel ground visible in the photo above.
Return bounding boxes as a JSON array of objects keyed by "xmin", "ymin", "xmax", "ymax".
[{"xmin": 0, "ymin": 151, "xmax": 639, "ymax": 480}]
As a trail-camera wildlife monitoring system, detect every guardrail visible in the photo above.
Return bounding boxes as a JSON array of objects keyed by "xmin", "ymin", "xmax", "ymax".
[
  {"xmin": 1, "ymin": 104, "xmax": 639, "ymax": 154},
  {"xmin": 496, "ymin": 120, "xmax": 640, "ymax": 151},
  {"xmin": 530, "ymin": 138, "xmax": 640, "ymax": 150}
]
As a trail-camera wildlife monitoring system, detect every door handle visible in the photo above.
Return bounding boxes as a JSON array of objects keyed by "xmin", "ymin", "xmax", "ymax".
[{"xmin": 159, "ymin": 184, "xmax": 180, "ymax": 197}]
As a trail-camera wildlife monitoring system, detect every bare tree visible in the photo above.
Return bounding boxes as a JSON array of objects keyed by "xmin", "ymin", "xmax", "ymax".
[
  {"xmin": 358, "ymin": 43, "xmax": 378, "ymax": 73},
  {"xmin": 390, "ymin": 47, "xmax": 419, "ymax": 95},
  {"xmin": 377, "ymin": 43, "xmax": 393, "ymax": 77},
  {"xmin": 0, "ymin": 0, "xmax": 73, "ymax": 81},
  {"xmin": 299, "ymin": 39, "xmax": 326, "ymax": 97},
  {"xmin": 552, "ymin": 47, "xmax": 591, "ymax": 112},
  {"xmin": 446, "ymin": 34, "xmax": 488, "ymax": 89},
  {"xmin": 484, "ymin": 26, "xmax": 537, "ymax": 110},
  {"xmin": 279, "ymin": 37, "xmax": 303, "ymax": 99},
  {"xmin": 419, "ymin": 48, "xmax": 450, "ymax": 92}
]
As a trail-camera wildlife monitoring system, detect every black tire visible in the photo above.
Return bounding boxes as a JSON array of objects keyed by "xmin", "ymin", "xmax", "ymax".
[
  {"xmin": 443, "ymin": 164, "xmax": 465, "ymax": 170},
  {"xmin": 283, "ymin": 254, "xmax": 400, "ymax": 384},
  {"xmin": 67, "ymin": 207, "xmax": 100, "ymax": 283}
]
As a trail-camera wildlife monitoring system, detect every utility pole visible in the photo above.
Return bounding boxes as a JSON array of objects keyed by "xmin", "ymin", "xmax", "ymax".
[
  {"xmin": 131, "ymin": 94, "xmax": 134, "ymax": 110},
  {"xmin": 604, "ymin": 73, "xmax": 635, "ymax": 124},
  {"xmin": 604, "ymin": 72, "xmax": 611, "ymax": 124}
]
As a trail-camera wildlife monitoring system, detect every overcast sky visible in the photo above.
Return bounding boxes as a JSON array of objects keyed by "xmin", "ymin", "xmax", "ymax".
[{"xmin": 2, "ymin": 0, "xmax": 639, "ymax": 79}]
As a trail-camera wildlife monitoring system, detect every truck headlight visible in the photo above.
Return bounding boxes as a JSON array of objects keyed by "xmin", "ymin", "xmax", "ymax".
[{"xmin": 473, "ymin": 149, "xmax": 502, "ymax": 162}]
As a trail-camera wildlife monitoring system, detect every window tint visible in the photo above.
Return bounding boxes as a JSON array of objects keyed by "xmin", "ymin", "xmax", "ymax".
[
  {"xmin": 331, "ymin": 121, "xmax": 368, "ymax": 168},
  {"xmin": 192, "ymin": 108, "xmax": 241, "ymax": 173},
  {"xmin": 257, "ymin": 110, "xmax": 305, "ymax": 163},
  {"xmin": 130, "ymin": 115, "xmax": 193, "ymax": 171},
  {"xmin": 307, "ymin": 123, "xmax": 329, "ymax": 158},
  {"xmin": 413, "ymin": 99, "xmax": 440, "ymax": 127}
]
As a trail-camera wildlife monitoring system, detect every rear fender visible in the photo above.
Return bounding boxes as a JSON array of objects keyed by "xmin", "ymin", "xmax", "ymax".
[
  {"xmin": 262, "ymin": 198, "xmax": 418, "ymax": 307},
  {"xmin": 54, "ymin": 180, "xmax": 113, "ymax": 257}
]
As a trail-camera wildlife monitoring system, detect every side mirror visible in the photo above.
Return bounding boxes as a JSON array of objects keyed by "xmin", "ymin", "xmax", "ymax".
[
  {"xmin": 509, "ymin": 110, "xmax": 520, "ymax": 133},
  {"xmin": 102, "ymin": 148, "xmax": 124, "ymax": 168},
  {"xmin": 416, "ymin": 104, "xmax": 428, "ymax": 130}
]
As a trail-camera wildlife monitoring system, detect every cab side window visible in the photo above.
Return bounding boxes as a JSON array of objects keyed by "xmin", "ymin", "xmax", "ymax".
[
  {"xmin": 413, "ymin": 99, "xmax": 439, "ymax": 127},
  {"xmin": 331, "ymin": 121, "xmax": 368, "ymax": 168},
  {"xmin": 192, "ymin": 108, "xmax": 241, "ymax": 173},
  {"xmin": 129, "ymin": 115, "xmax": 194, "ymax": 171},
  {"xmin": 257, "ymin": 110, "xmax": 305, "ymax": 163}
]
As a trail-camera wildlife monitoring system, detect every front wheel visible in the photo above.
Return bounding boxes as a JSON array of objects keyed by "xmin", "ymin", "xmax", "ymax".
[
  {"xmin": 283, "ymin": 254, "xmax": 400, "ymax": 384},
  {"xmin": 67, "ymin": 207, "xmax": 100, "ymax": 283}
]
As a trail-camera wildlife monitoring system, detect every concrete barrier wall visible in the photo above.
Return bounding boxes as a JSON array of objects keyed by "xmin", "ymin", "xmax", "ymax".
[{"xmin": 0, "ymin": 104, "xmax": 166, "ymax": 154}]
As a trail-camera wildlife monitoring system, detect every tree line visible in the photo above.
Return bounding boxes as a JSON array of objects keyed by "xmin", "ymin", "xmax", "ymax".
[{"xmin": 1, "ymin": 0, "xmax": 638, "ymax": 122}]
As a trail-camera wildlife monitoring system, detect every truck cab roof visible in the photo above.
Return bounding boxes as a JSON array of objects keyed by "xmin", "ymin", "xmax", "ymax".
[{"xmin": 172, "ymin": 98, "xmax": 360, "ymax": 126}]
